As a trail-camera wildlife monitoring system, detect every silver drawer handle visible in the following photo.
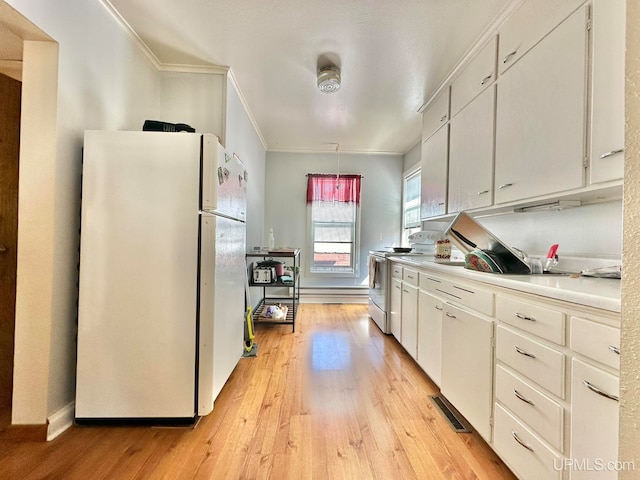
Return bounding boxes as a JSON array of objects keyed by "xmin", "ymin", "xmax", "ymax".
[
  {"xmin": 511, "ymin": 430, "xmax": 534, "ymax": 452},
  {"xmin": 407, "ymin": 275, "xmax": 415, "ymax": 279},
  {"xmin": 445, "ymin": 312, "xmax": 457, "ymax": 319},
  {"xmin": 583, "ymin": 380, "xmax": 619, "ymax": 402},
  {"xmin": 514, "ymin": 345, "xmax": 536, "ymax": 358},
  {"xmin": 515, "ymin": 312, "xmax": 536, "ymax": 322},
  {"xmin": 480, "ymin": 74, "xmax": 493, "ymax": 85},
  {"xmin": 503, "ymin": 50, "xmax": 518, "ymax": 64},
  {"xmin": 498, "ymin": 183, "xmax": 513, "ymax": 189},
  {"xmin": 395, "ymin": 285, "xmax": 401, "ymax": 289},
  {"xmin": 440, "ymin": 114, "xmax": 447, "ymax": 122},
  {"xmin": 599, "ymin": 149, "xmax": 624, "ymax": 159},
  {"xmin": 403, "ymin": 289, "xmax": 410, "ymax": 293},
  {"xmin": 513, "ymin": 389, "xmax": 535, "ymax": 406},
  {"xmin": 435, "ymin": 305, "xmax": 443, "ymax": 311},
  {"xmin": 477, "ymin": 190, "xmax": 489, "ymax": 195},
  {"xmin": 438, "ymin": 202, "xmax": 445, "ymax": 206},
  {"xmin": 609, "ymin": 345, "xmax": 620, "ymax": 355}
]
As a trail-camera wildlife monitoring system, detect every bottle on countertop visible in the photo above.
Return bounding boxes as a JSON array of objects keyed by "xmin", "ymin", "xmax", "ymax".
[{"xmin": 267, "ymin": 229, "xmax": 275, "ymax": 250}]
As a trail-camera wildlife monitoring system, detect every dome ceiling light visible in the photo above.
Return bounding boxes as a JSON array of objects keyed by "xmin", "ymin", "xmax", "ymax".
[{"xmin": 317, "ymin": 65, "xmax": 341, "ymax": 94}]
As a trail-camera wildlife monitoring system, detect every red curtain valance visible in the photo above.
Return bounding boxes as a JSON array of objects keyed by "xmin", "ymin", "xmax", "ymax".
[{"xmin": 306, "ymin": 174, "xmax": 362, "ymax": 205}]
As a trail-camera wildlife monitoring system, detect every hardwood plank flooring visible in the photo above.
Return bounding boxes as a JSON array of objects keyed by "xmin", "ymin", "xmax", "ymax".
[{"xmin": 0, "ymin": 304, "xmax": 516, "ymax": 479}]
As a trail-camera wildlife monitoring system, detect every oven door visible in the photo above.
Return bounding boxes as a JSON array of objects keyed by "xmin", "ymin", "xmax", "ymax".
[{"xmin": 368, "ymin": 254, "xmax": 389, "ymax": 333}]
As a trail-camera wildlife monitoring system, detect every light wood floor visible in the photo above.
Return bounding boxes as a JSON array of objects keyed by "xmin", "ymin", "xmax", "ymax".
[{"xmin": 0, "ymin": 304, "xmax": 516, "ymax": 479}]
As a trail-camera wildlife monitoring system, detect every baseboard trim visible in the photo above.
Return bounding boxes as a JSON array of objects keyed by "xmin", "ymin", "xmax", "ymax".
[
  {"xmin": 299, "ymin": 287, "xmax": 368, "ymax": 304},
  {"xmin": 47, "ymin": 401, "xmax": 75, "ymax": 441}
]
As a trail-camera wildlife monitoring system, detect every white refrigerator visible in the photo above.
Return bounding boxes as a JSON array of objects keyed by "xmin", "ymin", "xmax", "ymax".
[{"xmin": 75, "ymin": 130, "xmax": 247, "ymax": 422}]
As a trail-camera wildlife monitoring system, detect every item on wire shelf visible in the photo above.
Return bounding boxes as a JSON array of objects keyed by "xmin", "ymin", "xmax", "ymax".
[{"xmin": 259, "ymin": 304, "xmax": 288, "ymax": 321}]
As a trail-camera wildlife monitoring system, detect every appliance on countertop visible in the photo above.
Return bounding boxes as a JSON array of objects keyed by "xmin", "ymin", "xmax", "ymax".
[{"xmin": 76, "ymin": 131, "xmax": 247, "ymax": 424}]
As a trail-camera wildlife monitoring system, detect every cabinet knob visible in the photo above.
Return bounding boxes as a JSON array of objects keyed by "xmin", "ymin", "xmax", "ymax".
[
  {"xmin": 480, "ymin": 74, "xmax": 493, "ymax": 86},
  {"xmin": 502, "ymin": 50, "xmax": 518, "ymax": 64},
  {"xmin": 515, "ymin": 312, "xmax": 536, "ymax": 322},
  {"xmin": 0, "ymin": 245, "xmax": 6, "ymax": 253},
  {"xmin": 599, "ymin": 149, "xmax": 624, "ymax": 159},
  {"xmin": 514, "ymin": 345, "xmax": 536, "ymax": 358},
  {"xmin": 513, "ymin": 389, "xmax": 535, "ymax": 406},
  {"xmin": 511, "ymin": 430, "xmax": 534, "ymax": 452},
  {"xmin": 583, "ymin": 380, "xmax": 619, "ymax": 402},
  {"xmin": 440, "ymin": 114, "xmax": 447, "ymax": 122}
]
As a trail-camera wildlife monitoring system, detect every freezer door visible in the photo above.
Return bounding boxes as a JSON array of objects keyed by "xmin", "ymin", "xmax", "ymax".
[
  {"xmin": 198, "ymin": 213, "xmax": 246, "ymax": 415},
  {"xmin": 76, "ymin": 130, "xmax": 201, "ymax": 419},
  {"xmin": 201, "ymin": 134, "xmax": 247, "ymax": 221}
]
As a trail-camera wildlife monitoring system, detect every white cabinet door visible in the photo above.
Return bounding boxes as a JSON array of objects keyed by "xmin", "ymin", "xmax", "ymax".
[
  {"xmin": 420, "ymin": 125, "xmax": 449, "ymax": 218},
  {"xmin": 422, "ymin": 87, "xmax": 450, "ymax": 141},
  {"xmin": 441, "ymin": 303, "xmax": 493, "ymax": 441},
  {"xmin": 401, "ymin": 283, "xmax": 418, "ymax": 359},
  {"xmin": 451, "ymin": 37, "xmax": 497, "ymax": 117},
  {"xmin": 390, "ymin": 278, "xmax": 402, "ymax": 340},
  {"xmin": 498, "ymin": 0, "xmax": 585, "ymax": 75},
  {"xmin": 570, "ymin": 358, "xmax": 619, "ymax": 480},
  {"xmin": 448, "ymin": 86, "xmax": 495, "ymax": 214},
  {"xmin": 495, "ymin": 7, "xmax": 587, "ymax": 204},
  {"xmin": 589, "ymin": 0, "xmax": 625, "ymax": 184},
  {"xmin": 417, "ymin": 289, "xmax": 443, "ymax": 387}
]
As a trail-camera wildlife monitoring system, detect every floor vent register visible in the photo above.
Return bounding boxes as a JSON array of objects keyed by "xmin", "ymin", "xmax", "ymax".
[{"xmin": 429, "ymin": 394, "xmax": 471, "ymax": 433}]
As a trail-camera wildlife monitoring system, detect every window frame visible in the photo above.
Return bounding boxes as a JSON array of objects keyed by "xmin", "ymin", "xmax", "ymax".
[
  {"xmin": 306, "ymin": 199, "xmax": 361, "ymax": 278},
  {"xmin": 402, "ymin": 167, "xmax": 422, "ymax": 245}
]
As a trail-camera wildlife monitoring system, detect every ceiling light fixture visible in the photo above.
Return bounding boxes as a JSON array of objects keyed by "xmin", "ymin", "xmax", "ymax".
[{"xmin": 317, "ymin": 66, "xmax": 341, "ymax": 94}]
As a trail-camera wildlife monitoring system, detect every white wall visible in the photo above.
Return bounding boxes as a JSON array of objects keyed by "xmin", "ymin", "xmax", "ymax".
[
  {"xmin": 225, "ymin": 75, "xmax": 266, "ymax": 250},
  {"xmin": 264, "ymin": 151, "xmax": 403, "ymax": 287},
  {"xmin": 620, "ymin": 0, "xmax": 640, "ymax": 472},
  {"xmin": 7, "ymin": 0, "xmax": 162, "ymax": 424},
  {"xmin": 475, "ymin": 200, "xmax": 623, "ymax": 259},
  {"xmin": 403, "ymin": 141, "xmax": 421, "ymax": 172},
  {"xmin": 160, "ymin": 71, "xmax": 225, "ymax": 137}
]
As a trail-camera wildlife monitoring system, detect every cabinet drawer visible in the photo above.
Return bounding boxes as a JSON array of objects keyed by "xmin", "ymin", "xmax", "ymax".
[
  {"xmin": 570, "ymin": 316, "xmax": 620, "ymax": 370},
  {"xmin": 391, "ymin": 263, "xmax": 403, "ymax": 279},
  {"xmin": 450, "ymin": 36, "xmax": 497, "ymax": 117},
  {"xmin": 402, "ymin": 267, "xmax": 419, "ymax": 286},
  {"xmin": 496, "ymin": 296, "xmax": 565, "ymax": 345},
  {"xmin": 493, "ymin": 404, "xmax": 562, "ymax": 480},
  {"xmin": 495, "ymin": 365, "xmax": 564, "ymax": 452},
  {"xmin": 422, "ymin": 87, "xmax": 450, "ymax": 140},
  {"xmin": 496, "ymin": 326, "xmax": 565, "ymax": 398},
  {"xmin": 419, "ymin": 272, "xmax": 493, "ymax": 316}
]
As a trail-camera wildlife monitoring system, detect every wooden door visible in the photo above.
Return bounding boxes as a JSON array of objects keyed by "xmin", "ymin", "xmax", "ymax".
[{"xmin": 0, "ymin": 72, "xmax": 21, "ymax": 422}]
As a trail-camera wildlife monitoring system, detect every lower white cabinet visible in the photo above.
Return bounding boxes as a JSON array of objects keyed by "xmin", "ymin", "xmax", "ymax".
[
  {"xmin": 417, "ymin": 289, "xmax": 443, "ymax": 387},
  {"xmin": 390, "ymin": 278, "xmax": 402, "ymax": 340},
  {"xmin": 400, "ymin": 283, "xmax": 418, "ymax": 359},
  {"xmin": 441, "ymin": 302, "xmax": 493, "ymax": 441},
  {"xmin": 570, "ymin": 358, "xmax": 619, "ymax": 480},
  {"xmin": 494, "ymin": 403, "xmax": 562, "ymax": 480}
]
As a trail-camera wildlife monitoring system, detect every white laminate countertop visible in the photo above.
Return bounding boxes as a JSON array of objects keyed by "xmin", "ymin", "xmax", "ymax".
[{"xmin": 389, "ymin": 256, "xmax": 621, "ymax": 313}]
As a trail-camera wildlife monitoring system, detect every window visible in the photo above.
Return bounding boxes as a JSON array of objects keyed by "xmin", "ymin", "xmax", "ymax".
[
  {"xmin": 403, "ymin": 170, "xmax": 421, "ymax": 245},
  {"xmin": 306, "ymin": 174, "xmax": 362, "ymax": 275}
]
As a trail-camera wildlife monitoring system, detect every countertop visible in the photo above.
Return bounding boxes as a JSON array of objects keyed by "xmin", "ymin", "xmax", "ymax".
[{"xmin": 389, "ymin": 255, "xmax": 621, "ymax": 313}]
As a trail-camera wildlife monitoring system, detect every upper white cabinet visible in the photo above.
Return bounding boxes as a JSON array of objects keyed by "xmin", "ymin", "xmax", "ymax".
[
  {"xmin": 589, "ymin": 0, "xmax": 626, "ymax": 184},
  {"xmin": 422, "ymin": 87, "xmax": 450, "ymax": 141},
  {"xmin": 494, "ymin": 7, "xmax": 587, "ymax": 204},
  {"xmin": 448, "ymin": 86, "xmax": 495, "ymax": 214},
  {"xmin": 420, "ymin": 125, "xmax": 449, "ymax": 218},
  {"xmin": 498, "ymin": 0, "xmax": 586, "ymax": 75},
  {"xmin": 450, "ymin": 37, "xmax": 497, "ymax": 117}
]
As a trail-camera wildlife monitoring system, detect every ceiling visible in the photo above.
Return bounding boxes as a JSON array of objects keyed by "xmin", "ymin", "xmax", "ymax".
[
  {"xmin": 5, "ymin": 0, "xmax": 517, "ymax": 154},
  {"xmin": 107, "ymin": 0, "xmax": 519, "ymax": 154}
]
